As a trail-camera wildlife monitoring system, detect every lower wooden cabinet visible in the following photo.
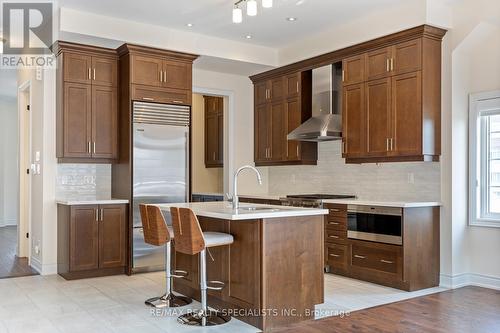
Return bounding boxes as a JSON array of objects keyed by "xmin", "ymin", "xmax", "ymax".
[{"xmin": 57, "ymin": 203, "xmax": 127, "ymax": 279}]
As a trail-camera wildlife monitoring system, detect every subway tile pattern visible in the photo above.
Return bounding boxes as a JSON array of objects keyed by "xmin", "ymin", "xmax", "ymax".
[
  {"xmin": 56, "ymin": 164, "xmax": 112, "ymax": 201},
  {"xmin": 268, "ymin": 141, "xmax": 440, "ymax": 201}
]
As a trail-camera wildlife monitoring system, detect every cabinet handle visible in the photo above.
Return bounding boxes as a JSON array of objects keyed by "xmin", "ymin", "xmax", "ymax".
[
  {"xmin": 386, "ymin": 59, "xmax": 390, "ymax": 72},
  {"xmin": 172, "ymin": 100, "xmax": 184, "ymax": 104},
  {"xmin": 380, "ymin": 259, "xmax": 394, "ymax": 264},
  {"xmin": 330, "ymin": 208, "xmax": 341, "ymax": 212},
  {"xmin": 342, "ymin": 140, "xmax": 346, "ymax": 154},
  {"xmin": 390, "ymin": 58, "xmax": 394, "ymax": 71},
  {"xmin": 142, "ymin": 97, "xmax": 155, "ymax": 101},
  {"xmin": 329, "ymin": 222, "xmax": 339, "ymax": 225},
  {"xmin": 329, "ymin": 254, "xmax": 340, "ymax": 258},
  {"xmin": 88, "ymin": 141, "xmax": 91, "ymax": 154},
  {"xmin": 93, "ymin": 142, "xmax": 96, "ymax": 154},
  {"xmin": 95, "ymin": 209, "xmax": 98, "ymax": 222},
  {"xmin": 296, "ymin": 81, "xmax": 299, "ymax": 93},
  {"xmin": 354, "ymin": 254, "xmax": 366, "ymax": 259},
  {"xmin": 390, "ymin": 138, "xmax": 394, "ymax": 151},
  {"xmin": 93, "ymin": 68, "xmax": 96, "ymax": 80},
  {"xmin": 342, "ymin": 70, "xmax": 345, "ymax": 82},
  {"xmin": 213, "ymin": 151, "xmax": 216, "ymax": 161},
  {"xmin": 386, "ymin": 138, "xmax": 390, "ymax": 151},
  {"xmin": 160, "ymin": 71, "xmax": 163, "ymax": 82},
  {"xmin": 296, "ymin": 145, "xmax": 299, "ymax": 157},
  {"xmin": 164, "ymin": 71, "xmax": 167, "ymax": 83},
  {"xmin": 329, "ymin": 235, "xmax": 340, "ymax": 239},
  {"xmin": 100, "ymin": 209, "xmax": 104, "ymax": 222},
  {"xmin": 88, "ymin": 68, "xmax": 91, "ymax": 80}
]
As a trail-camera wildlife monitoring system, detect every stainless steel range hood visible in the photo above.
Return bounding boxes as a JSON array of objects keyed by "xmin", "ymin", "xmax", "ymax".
[{"xmin": 287, "ymin": 64, "xmax": 342, "ymax": 142}]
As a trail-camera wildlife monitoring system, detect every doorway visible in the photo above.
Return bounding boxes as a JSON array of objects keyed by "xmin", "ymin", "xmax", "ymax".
[{"xmin": 0, "ymin": 76, "xmax": 37, "ymax": 279}]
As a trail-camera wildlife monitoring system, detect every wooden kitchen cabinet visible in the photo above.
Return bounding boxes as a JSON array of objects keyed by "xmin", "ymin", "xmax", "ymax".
[
  {"xmin": 55, "ymin": 41, "xmax": 119, "ymax": 163},
  {"xmin": 252, "ymin": 71, "xmax": 317, "ymax": 166},
  {"xmin": 365, "ymin": 77, "xmax": 391, "ymax": 157},
  {"xmin": 58, "ymin": 203, "xmax": 127, "ymax": 280},
  {"xmin": 342, "ymin": 83, "xmax": 366, "ymax": 158},
  {"xmin": 342, "ymin": 54, "xmax": 366, "ymax": 85},
  {"xmin": 204, "ymin": 95, "xmax": 223, "ymax": 168}
]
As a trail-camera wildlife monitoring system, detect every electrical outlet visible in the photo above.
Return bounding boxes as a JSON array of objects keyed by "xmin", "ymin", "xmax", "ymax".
[{"xmin": 407, "ymin": 173, "xmax": 415, "ymax": 184}]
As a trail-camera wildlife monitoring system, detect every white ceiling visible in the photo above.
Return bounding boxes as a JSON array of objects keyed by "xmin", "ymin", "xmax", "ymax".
[{"xmin": 57, "ymin": 0, "xmax": 408, "ymax": 47}]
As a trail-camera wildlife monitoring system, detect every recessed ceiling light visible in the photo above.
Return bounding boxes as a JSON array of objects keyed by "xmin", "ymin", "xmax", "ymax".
[
  {"xmin": 286, "ymin": 17, "xmax": 298, "ymax": 22},
  {"xmin": 186, "ymin": 23, "xmax": 193, "ymax": 27},
  {"xmin": 245, "ymin": 35, "xmax": 252, "ymax": 39}
]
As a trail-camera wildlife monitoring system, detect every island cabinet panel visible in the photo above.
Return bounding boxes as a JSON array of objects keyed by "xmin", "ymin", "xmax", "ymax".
[
  {"xmin": 172, "ymin": 215, "xmax": 324, "ymax": 331},
  {"xmin": 57, "ymin": 203, "xmax": 128, "ymax": 280},
  {"xmin": 253, "ymin": 71, "xmax": 317, "ymax": 166},
  {"xmin": 55, "ymin": 41, "xmax": 119, "ymax": 163}
]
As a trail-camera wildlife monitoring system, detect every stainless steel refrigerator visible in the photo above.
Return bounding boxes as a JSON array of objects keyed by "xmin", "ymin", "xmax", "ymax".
[{"xmin": 132, "ymin": 101, "xmax": 190, "ymax": 272}]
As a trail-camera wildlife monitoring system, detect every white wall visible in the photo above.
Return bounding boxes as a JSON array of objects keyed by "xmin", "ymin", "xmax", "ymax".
[{"xmin": 0, "ymin": 96, "xmax": 19, "ymax": 227}]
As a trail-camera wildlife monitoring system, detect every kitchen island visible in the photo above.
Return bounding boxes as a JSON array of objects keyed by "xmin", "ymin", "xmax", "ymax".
[{"xmin": 155, "ymin": 201, "xmax": 328, "ymax": 331}]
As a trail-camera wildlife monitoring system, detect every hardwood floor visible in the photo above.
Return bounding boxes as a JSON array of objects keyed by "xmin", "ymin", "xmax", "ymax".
[
  {"xmin": 274, "ymin": 286, "xmax": 500, "ymax": 333},
  {"xmin": 0, "ymin": 226, "xmax": 38, "ymax": 279}
]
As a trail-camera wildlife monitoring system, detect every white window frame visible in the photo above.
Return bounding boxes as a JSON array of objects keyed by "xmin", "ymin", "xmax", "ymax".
[{"xmin": 469, "ymin": 90, "xmax": 500, "ymax": 228}]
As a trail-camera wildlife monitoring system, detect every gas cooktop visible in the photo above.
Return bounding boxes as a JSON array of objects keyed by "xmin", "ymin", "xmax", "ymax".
[{"xmin": 285, "ymin": 194, "xmax": 356, "ymax": 200}]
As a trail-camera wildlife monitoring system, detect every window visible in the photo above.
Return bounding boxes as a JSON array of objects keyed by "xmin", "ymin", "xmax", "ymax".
[{"xmin": 469, "ymin": 91, "xmax": 500, "ymax": 227}]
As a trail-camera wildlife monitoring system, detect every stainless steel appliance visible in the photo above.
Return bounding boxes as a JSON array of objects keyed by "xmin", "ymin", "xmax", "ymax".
[
  {"xmin": 132, "ymin": 101, "xmax": 190, "ymax": 272},
  {"xmin": 280, "ymin": 194, "xmax": 356, "ymax": 208},
  {"xmin": 347, "ymin": 205, "xmax": 402, "ymax": 245},
  {"xmin": 286, "ymin": 63, "xmax": 343, "ymax": 142}
]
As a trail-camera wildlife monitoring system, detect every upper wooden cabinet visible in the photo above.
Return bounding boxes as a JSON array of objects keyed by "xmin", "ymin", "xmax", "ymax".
[
  {"xmin": 55, "ymin": 41, "xmax": 119, "ymax": 163},
  {"xmin": 342, "ymin": 54, "xmax": 366, "ymax": 85},
  {"xmin": 204, "ymin": 96, "xmax": 224, "ymax": 168},
  {"xmin": 120, "ymin": 44, "xmax": 197, "ymax": 106},
  {"xmin": 252, "ymin": 72, "xmax": 317, "ymax": 166}
]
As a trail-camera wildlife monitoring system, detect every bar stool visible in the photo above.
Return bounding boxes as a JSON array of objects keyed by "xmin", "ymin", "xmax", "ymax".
[
  {"xmin": 170, "ymin": 207, "xmax": 234, "ymax": 326},
  {"xmin": 139, "ymin": 204, "xmax": 192, "ymax": 308}
]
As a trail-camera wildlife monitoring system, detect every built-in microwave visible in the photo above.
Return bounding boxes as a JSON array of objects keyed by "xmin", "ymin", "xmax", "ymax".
[{"xmin": 347, "ymin": 205, "xmax": 402, "ymax": 245}]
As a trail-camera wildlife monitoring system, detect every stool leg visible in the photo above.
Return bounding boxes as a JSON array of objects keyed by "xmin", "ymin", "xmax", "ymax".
[
  {"xmin": 144, "ymin": 241, "xmax": 192, "ymax": 308},
  {"xmin": 199, "ymin": 249, "xmax": 208, "ymax": 326}
]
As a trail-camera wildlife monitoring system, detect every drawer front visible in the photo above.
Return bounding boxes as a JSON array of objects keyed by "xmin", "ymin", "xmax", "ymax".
[
  {"xmin": 324, "ymin": 204, "xmax": 347, "ymax": 218},
  {"xmin": 326, "ymin": 243, "xmax": 348, "ymax": 271},
  {"xmin": 351, "ymin": 244, "xmax": 399, "ymax": 274},
  {"xmin": 132, "ymin": 84, "xmax": 191, "ymax": 106},
  {"xmin": 325, "ymin": 228, "xmax": 347, "ymax": 244},
  {"xmin": 325, "ymin": 216, "xmax": 347, "ymax": 230}
]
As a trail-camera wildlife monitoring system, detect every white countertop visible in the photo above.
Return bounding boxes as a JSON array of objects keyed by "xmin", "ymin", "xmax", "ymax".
[
  {"xmin": 155, "ymin": 202, "xmax": 328, "ymax": 220},
  {"xmin": 56, "ymin": 199, "xmax": 129, "ymax": 205},
  {"xmin": 238, "ymin": 193, "xmax": 284, "ymax": 201},
  {"xmin": 322, "ymin": 199, "xmax": 441, "ymax": 208}
]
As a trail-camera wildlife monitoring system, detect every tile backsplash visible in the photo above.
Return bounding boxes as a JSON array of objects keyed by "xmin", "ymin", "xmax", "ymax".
[
  {"xmin": 56, "ymin": 164, "xmax": 112, "ymax": 200},
  {"xmin": 267, "ymin": 141, "xmax": 440, "ymax": 201}
]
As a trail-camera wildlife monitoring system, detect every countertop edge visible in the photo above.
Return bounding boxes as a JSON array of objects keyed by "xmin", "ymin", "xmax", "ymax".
[
  {"xmin": 56, "ymin": 199, "xmax": 130, "ymax": 205},
  {"xmin": 322, "ymin": 199, "xmax": 442, "ymax": 208}
]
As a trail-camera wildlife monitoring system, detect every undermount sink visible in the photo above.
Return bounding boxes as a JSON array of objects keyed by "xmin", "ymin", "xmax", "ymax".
[{"xmin": 237, "ymin": 206, "xmax": 280, "ymax": 212}]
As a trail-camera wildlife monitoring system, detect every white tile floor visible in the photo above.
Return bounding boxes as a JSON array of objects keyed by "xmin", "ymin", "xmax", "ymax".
[{"xmin": 0, "ymin": 272, "xmax": 446, "ymax": 333}]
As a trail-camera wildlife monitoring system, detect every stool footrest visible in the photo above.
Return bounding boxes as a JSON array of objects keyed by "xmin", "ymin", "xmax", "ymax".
[
  {"xmin": 171, "ymin": 270, "xmax": 188, "ymax": 279},
  {"xmin": 206, "ymin": 280, "xmax": 225, "ymax": 291}
]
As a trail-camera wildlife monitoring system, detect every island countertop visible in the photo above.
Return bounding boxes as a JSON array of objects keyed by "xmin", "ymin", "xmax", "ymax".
[{"xmin": 155, "ymin": 201, "xmax": 328, "ymax": 220}]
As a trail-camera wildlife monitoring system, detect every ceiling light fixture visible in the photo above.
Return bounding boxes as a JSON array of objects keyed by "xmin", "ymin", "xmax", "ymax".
[
  {"xmin": 186, "ymin": 23, "xmax": 193, "ymax": 27},
  {"xmin": 262, "ymin": 0, "xmax": 273, "ymax": 8},
  {"xmin": 286, "ymin": 17, "xmax": 298, "ymax": 21},
  {"xmin": 246, "ymin": 0, "xmax": 257, "ymax": 16},
  {"xmin": 245, "ymin": 35, "xmax": 252, "ymax": 39},
  {"xmin": 232, "ymin": 6, "xmax": 243, "ymax": 23},
  {"xmin": 233, "ymin": 0, "xmax": 273, "ymax": 23}
]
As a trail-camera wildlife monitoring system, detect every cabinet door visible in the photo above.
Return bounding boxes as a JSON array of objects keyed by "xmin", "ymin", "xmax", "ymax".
[
  {"xmin": 255, "ymin": 104, "xmax": 270, "ymax": 162},
  {"xmin": 392, "ymin": 39, "xmax": 422, "ymax": 75},
  {"xmin": 342, "ymin": 83, "xmax": 366, "ymax": 157},
  {"xmin": 91, "ymin": 56, "xmax": 117, "ymax": 87},
  {"xmin": 286, "ymin": 97, "xmax": 301, "ymax": 160},
  {"xmin": 70, "ymin": 206, "xmax": 99, "ymax": 271},
  {"xmin": 217, "ymin": 112, "xmax": 224, "ymax": 164},
  {"xmin": 366, "ymin": 47, "xmax": 391, "ymax": 81},
  {"xmin": 91, "ymin": 85, "xmax": 118, "ymax": 159},
  {"xmin": 270, "ymin": 102, "xmax": 286, "ymax": 161},
  {"xmin": 255, "ymin": 81, "xmax": 268, "ymax": 106},
  {"xmin": 64, "ymin": 53, "xmax": 92, "ymax": 84},
  {"xmin": 342, "ymin": 54, "xmax": 366, "ymax": 85},
  {"xmin": 391, "ymin": 71, "xmax": 422, "ymax": 156},
  {"xmin": 285, "ymin": 73, "xmax": 301, "ymax": 99},
  {"xmin": 130, "ymin": 55, "xmax": 162, "ymax": 87},
  {"xmin": 366, "ymin": 78, "xmax": 391, "ymax": 157},
  {"xmin": 99, "ymin": 205, "xmax": 127, "ymax": 268},
  {"xmin": 63, "ymin": 83, "xmax": 92, "ymax": 158},
  {"xmin": 270, "ymin": 77, "xmax": 285, "ymax": 102},
  {"xmin": 163, "ymin": 60, "xmax": 191, "ymax": 90},
  {"xmin": 205, "ymin": 111, "xmax": 219, "ymax": 167}
]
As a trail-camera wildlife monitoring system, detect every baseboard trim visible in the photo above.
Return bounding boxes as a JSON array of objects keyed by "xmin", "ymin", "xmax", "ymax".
[
  {"xmin": 440, "ymin": 273, "xmax": 500, "ymax": 290},
  {"xmin": 30, "ymin": 256, "xmax": 42, "ymax": 274},
  {"xmin": 0, "ymin": 219, "xmax": 17, "ymax": 227},
  {"xmin": 29, "ymin": 257, "xmax": 57, "ymax": 275}
]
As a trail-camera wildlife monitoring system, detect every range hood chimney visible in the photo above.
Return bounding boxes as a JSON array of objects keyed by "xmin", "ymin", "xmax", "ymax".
[{"xmin": 287, "ymin": 64, "xmax": 342, "ymax": 142}]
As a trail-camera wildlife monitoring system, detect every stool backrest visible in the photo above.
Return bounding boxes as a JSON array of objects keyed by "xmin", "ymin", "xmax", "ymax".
[
  {"xmin": 170, "ymin": 207, "xmax": 205, "ymax": 255},
  {"xmin": 139, "ymin": 204, "xmax": 170, "ymax": 246}
]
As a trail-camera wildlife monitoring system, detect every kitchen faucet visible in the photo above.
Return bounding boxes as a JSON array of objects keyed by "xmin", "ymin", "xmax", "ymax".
[{"xmin": 229, "ymin": 165, "xmax": 262, "ymax": 209}]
